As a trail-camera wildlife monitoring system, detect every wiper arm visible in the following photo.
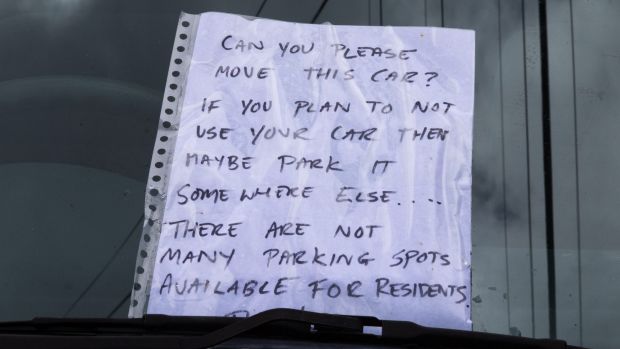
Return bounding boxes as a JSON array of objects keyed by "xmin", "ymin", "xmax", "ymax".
[
  {"xmin": 182, "ymin": 308, "xmax": 580, "ymax": 349},
  {"xmin": 181, "ymin": 308, "xmax": 362, "ymax": 348}
]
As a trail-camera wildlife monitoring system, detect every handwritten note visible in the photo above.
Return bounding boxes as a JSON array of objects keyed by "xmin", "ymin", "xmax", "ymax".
[{"xmin": 147, "ymin": 12, "xmax": 475, "ymax": 330}]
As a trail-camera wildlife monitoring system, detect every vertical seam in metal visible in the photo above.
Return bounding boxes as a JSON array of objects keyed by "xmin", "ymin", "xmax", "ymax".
[
  {"xmin": 568, "ymin": 0, "xmax": 583, "ymax": 344},
  {"xmin": 538, "ymin": 0, "xmax": 557, "ymax": 339},
  {"xmin": 497, "ymin": 0, "xmax": 512, "ymax": 331},
  {"xmin": 440, "ymin": 0, "xmax": 444, "ymax": 27},
  {"xmin": 522, "ymin": 0, "xmax": 537, "ymax": 336}
]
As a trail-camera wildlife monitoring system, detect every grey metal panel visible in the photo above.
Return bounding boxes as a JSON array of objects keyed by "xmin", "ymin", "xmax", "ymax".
[
  {"xmin": 369, "ymin": 0, "xmax": 381, "ymax": 25},
  {"xmin": 260, "ymin": 0, "xmax": 376, "ymax": 26},
  {"xmin": 181, "ymin": 0, "xmax": 264, "ymax": 16},
  {"xmin": 381, "ymin": 0, "xmax": 427, "ymax": 26},
  {"xmin": 546, "ymin": 0, "xmax": 582, "ymax": 345},
  {"xmin": 424, "ymin": 0, "xmax": 443, "ymax": 27},
  {"xmin": 442, "ymin": 0, "xmax": 510, "ymax": 334},
  {"xmin": 498, "ymin": 0, "xmax": 535, "ymax": 338},
  {"xmin": 523, "ymin": 0, "xmax": 550, "ymax": 338},
  {"xmin": 314, "ymin": 0, "xmax": 372, "ymax": 25},
  {"xmin": 569, "ymin": 2, "xmax": 620, "ymax": 349},
  {"xmin": 259, "ymin": 0, "xmax": 325, "ymax": 22}
]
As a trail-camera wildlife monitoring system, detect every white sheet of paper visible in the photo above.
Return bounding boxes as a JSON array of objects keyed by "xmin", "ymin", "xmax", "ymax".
[{"xmin": 147, "ymin": 12, "xmax": 474, "ymax": 330}]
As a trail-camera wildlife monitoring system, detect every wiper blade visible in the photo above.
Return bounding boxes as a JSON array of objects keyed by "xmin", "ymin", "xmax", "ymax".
[{"xmin": 0, "ymin": 308, "xmax": 586, "ymax": 349}]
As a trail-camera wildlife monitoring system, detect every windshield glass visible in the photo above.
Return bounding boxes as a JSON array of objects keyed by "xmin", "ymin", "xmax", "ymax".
[{"xmin": 1, "ymin": 1, "xmax": 617, "ymax": 349}]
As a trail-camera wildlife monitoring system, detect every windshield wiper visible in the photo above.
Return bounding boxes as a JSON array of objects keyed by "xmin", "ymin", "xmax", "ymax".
[
  {"xmin": 0, "ymin": 308, "xmax": 586, "ymax": 349},
  {"xmin": 181, "ymin": 308, "xmax": 581, "ymax": 349}
]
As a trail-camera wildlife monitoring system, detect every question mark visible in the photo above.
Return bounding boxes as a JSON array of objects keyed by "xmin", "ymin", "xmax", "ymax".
[{"xmin": 424, "ymin": 72, "xmax": 438, "ymax": 87}]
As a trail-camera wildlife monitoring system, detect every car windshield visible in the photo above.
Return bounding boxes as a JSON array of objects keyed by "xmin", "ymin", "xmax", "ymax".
[{"xmin": 1, "ymin": 1, "xmax": 618, "ymax": 349}]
